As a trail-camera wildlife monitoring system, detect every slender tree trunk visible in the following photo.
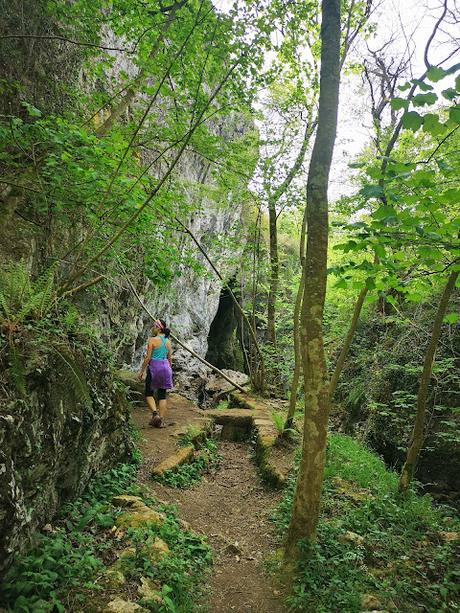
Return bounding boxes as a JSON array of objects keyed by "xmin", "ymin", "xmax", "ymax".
[
  {"xmin": 329, "ymin": 284, "xmax": 367, "ymax": 398},
  {"xmin": 285, "ymin": 206, "xmax": 308, "ymax": 429},
  {"xmin": 398, "ymin": 271, "xmax": 459, "ymax": 494},
  {"xmin": 267, "ymin": 197, "xmax": 279, "ymax": 346},
  {"xmin": 266, "ymin": 118, "xmax": 316, "ymax": 349},
  {"xmin": 285, "ymin": 0, "xmax": 341, "ymax": 557}
]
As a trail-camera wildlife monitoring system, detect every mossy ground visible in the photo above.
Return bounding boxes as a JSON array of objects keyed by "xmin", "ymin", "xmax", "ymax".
[{"xmin": 272, "ymin": 433, "xmax": 460, "ymax": 612}]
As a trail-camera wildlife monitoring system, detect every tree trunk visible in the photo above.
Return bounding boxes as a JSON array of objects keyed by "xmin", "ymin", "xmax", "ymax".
[
  {"xmin": 285, "ymin": 0, "xmax": 341, "ymax": 557},
  {"xmin": 285, "ymin": 206, "xmax": 308, "ymax": 429},
  {"xmin": 267, "ymin": 197, "xmax": 279, "ymax": 346},
  {"xmin": 266, "ymin": 118, "xmax": 315, "ymax": 349},
  {"xmin": 329, "ymin": 284, "xmax": 367, "ymax": 398},
  {"xmin": 398, "ymin": 271, "xmax": 459, "ymax": 494}
]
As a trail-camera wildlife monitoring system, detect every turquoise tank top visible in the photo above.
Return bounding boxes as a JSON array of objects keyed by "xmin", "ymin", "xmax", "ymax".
[{"xmin": 151, "ymin": 335, "xmax": 168, "ymax": 360}]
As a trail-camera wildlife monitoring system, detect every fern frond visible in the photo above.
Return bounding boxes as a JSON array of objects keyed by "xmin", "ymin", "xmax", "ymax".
[
  {"xmin": 0, "ymin": 260, "xmax": 32, "ymax": 322},
  {"xmin": 32, "ymin": 263, "xmax": 58, "ymax": 319},
  {"xmin": 8, "ymin": 344, "xmax": 27, "ymax": 396},
  {"xmin": 0, "ymin": 260, "xmax": 58, "ymax": 324},
  {"xmin": 51, "ymin": 344, "xmax": 92, "ymax": 408}
]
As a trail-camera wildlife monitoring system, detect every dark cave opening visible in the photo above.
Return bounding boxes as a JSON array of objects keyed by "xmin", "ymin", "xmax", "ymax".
[{"xmin": 206, "ymin": 283, "xmax": 245, "ymax": 372}]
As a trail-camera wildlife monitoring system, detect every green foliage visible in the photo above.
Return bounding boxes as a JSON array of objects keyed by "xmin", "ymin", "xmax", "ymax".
[
  {"xmin": 215, "ymin": 399, "xmax": 230, "ymax": 410},
  {"xmin": 272, "ymin": 434, "xmax": 460, "ymax": 612},
  {"xmin": 120, "ymin": 513, "xmax": 212, "ymax": 613},
  {"xmin": 0, "ymin": 260, "xmax": 57, "ymax": 327},
  {"xmin": 153, "ymin": 438, "xmax": 222, "ymax": 489},
  {"xmin": 1, "ymin": 457, "xmax": 212, "ymax": 613},
  {"xmin": 1, "ymin": 462, "xmax": 138, "ymax": 612},
  {"xmin": 271, "ymin": 410, "xmax": 285, "ymax": 434},
  {"xmin": 335, "ymin": 300, "xmax": 460, "ymax": 472}
]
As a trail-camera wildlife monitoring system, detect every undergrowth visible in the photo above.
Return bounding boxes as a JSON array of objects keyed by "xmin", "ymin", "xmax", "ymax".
[
  {"xmin": 152, "ymin": 437, "xmax": 222, "ymax": 489},
  {"xmin": 1, "ymin": 458, "xmax": 212, "ymax": 613},
  {"xmin": 272, "ymin": 434, "xmax": 460, "ymax": 613}
]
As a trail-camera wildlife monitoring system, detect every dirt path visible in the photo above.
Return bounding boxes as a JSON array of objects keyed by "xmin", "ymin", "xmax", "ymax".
[{"xmin": 133, "ymin": 400, "xmax": 288, "ymax": 613}]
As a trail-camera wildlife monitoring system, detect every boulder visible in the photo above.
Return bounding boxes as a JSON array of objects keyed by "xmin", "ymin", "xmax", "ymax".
[
  {"xmin": 116, "ymin": 505, "xmax": 165, "ymax": 529},
  {"xmin": 361, "ymin": 594, "xmax": 384, "ymax": 611},
  {"xmin": 112, "ymin": 495, "xmax": 146, "ymax": 509},
  {"xmin": 138, "ymin": 577, "xmax": 163, "ymax": 604},
  {"xmin": 205, "ymin": 370, "xmax": 249, "ymax": 395},
  {"xmin": 105, "ymin": 598, "xmax": 146, "ymax": 612},
  {"xmin": 338, "ymin": 531, "xmax": 365, "ymax": 547},
  {"xmin": 144, "ymin": 536, "xmax": 170, "ymax": 562}
]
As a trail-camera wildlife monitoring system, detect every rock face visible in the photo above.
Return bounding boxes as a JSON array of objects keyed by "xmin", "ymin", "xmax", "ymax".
[
  {"xmin": 131, "ymin": 136, "xmax": 250, "ymax": 399},
  {"xmin": 0, "ymin": 348, "xmax": 133, "ymax": 575}
]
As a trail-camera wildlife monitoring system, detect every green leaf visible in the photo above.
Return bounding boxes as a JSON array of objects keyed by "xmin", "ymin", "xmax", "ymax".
[
  {"xmin": 456, "ymin": 74, "xmax": 460, "ymax": 92},
  {"xmin": 348, "ymin": 161, "xmax": 366, "ymax": 169},
  {"xmin": 391, "ymin": 97, "xmax": 409, "ymax": 111},
  {"xmin": 398, "ymin": 82, "xmax": 411, "ymax": 92},
  {"xmin": 449, "ymin": 106, "xmax": 460, "ymax": 124},
  {"xmin": 373, "ymin": 205, "xmax": 398, "ymax": 221},
  {"xmin": 443, "ymin": 312, "xmax": 459, "ymax": 324},
  {"xmin": 402, "ymin": 111, "xmax": 423, "ymax": 131},
  {"xmin": 412, "ymin": 92, "xmax": 437, "ymax": 107},
  {"xmin": 361, "ymin": 184, "xmax": 384, "ymax": 199},
  {"xmin": 21, "ymin": 102, "xmax": 42, "ymax": 117},
  {"xmin": 441, "ymin": 88, "xmax": 458, "ymax": 101},
  {"xmin": 423, "ymin": 113, "xmax": 446, "ymax": 136},
  {"xmin": 365, "ymin": 277, "xmax": 376, "ymax": 290},
  {"xmin": 426, "ymin": 66, "xmax": 448, "ymax": 82}
]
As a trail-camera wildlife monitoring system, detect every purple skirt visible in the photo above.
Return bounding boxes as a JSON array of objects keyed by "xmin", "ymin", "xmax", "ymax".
[{"xmin": 146, "ymin": 359, "xmax": 173, "ymax": 392}]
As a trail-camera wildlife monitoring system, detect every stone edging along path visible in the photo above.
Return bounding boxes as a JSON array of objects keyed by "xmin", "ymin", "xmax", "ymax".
[
  {"xmin": 206, "ymin": 391, "xmax": 289, "ymax": 487},
  {"xmin": 116, "ymin": 371, "xmax": 289, "ymax": 486}
]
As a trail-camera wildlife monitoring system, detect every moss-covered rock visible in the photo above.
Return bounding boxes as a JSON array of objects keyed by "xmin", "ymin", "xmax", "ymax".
[
  {"xmin": 116, "ymin": 507, "xmax": 165, "ymax": 529},
  {"xmin": 0, "ymin": 344, "xmax": 133, "ymax": 575}
]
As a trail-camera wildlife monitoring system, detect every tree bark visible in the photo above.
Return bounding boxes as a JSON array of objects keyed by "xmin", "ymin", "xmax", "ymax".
[
  {"xmin": 267, "ymin": 197, "xmax": 279, "ymax": 346},
  {"xmin": 266, "ymin": 117, "xmax": 316, "ymax": 348},
  {"xmin": 285, "ymin": 0, "xmax": 341, "ymax": 557},
  {"xmin": 398, "ymin": 271, "xmax": 459, "ymax": 494},
  {"xmin": 285, "ymin": 206, "xmax": 308, "ymax": 429},
  {"xmin": 329, "ymin": 284, "xmax": 367, "ymax": 398}
]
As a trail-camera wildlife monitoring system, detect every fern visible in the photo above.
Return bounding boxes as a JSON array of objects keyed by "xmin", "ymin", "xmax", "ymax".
[
  {"xmin": 32, "ymin": 263, "xmax": 57, "ymax": 320},
  {"xmin": 8, "ymin": 344, "xmax": 27, "ymax": 396},
  {"xmin": 0, "ymin": 261, "xmax": 57, "ymax": 325},
  {"xmin": 51, "ymin": 344, "xmax": 92, "ymax": 408}
]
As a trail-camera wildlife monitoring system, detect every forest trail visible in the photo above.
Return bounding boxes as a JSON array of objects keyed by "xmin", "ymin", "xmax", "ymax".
[{"xmin": 133, "ymin": 396, "xmax": 288, "ymax": 613}]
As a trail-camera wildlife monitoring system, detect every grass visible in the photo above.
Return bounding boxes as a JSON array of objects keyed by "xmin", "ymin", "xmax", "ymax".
[
  {"xmin": 1, "ymin": 458, "xmax": 212, "ymax": 613},
  {"xmin": 152, "ymin": 437, "xmax": 223, "ymax": 489},
  {"xmin": 272, "ymin": 433, "xmax": 460, "ymax": 613}
]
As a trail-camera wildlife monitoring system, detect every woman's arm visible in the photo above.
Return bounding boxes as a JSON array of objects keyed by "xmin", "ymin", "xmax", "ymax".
[
  {"xmin": 167, "ymin": 340, "xmax": 172, "ymax": 367},
  {"xmin": 138, "ymin": 340, "xmax": 153, "ymax": 380}
]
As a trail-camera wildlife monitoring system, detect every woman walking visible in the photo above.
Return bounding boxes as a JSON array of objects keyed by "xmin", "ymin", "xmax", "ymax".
[{"xmin": 138, "ymin": 319, "xmax": 173, "ymax": 427}]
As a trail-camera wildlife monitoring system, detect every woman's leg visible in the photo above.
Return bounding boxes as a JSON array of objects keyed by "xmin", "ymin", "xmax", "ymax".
[
  {"xmin": 145, "ymin": 369, "xmax": 158, "ymax": 422},
  {"xmin": 146, "ymin": 395, "xmax": 157, "ymax": 414},
  {"xmin": 157, "ymin": 389, "xmax": 167, "ymax": 419}
]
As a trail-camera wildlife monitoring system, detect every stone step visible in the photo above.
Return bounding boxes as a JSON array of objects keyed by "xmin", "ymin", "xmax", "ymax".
[
  {"xmin": 206, "ymin": 396, "xmax": 289, "ymax": 488},
  {"xmin": 151, "ymin": 445, "xmax": 195, "ymax": 477}
]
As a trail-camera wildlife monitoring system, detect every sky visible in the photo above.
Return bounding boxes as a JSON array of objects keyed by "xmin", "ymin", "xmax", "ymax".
[
  {"xmin": 331, "ymin": 0, "xmax": 459, "ymax": 199},
  {"xmin": 213, "ymin": 0, "xmax": 459, "ymax": 202}
]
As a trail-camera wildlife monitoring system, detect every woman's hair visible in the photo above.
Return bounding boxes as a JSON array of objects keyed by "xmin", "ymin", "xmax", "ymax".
[{"xmin": 152, "ymin": 318, "xmax": 170, "ymax": 338}]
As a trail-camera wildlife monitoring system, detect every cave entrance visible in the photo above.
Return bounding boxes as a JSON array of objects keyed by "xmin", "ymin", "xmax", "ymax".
[{"xmin": 206, "ymin": 282, "xmax": 245, "ymax": 372}]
